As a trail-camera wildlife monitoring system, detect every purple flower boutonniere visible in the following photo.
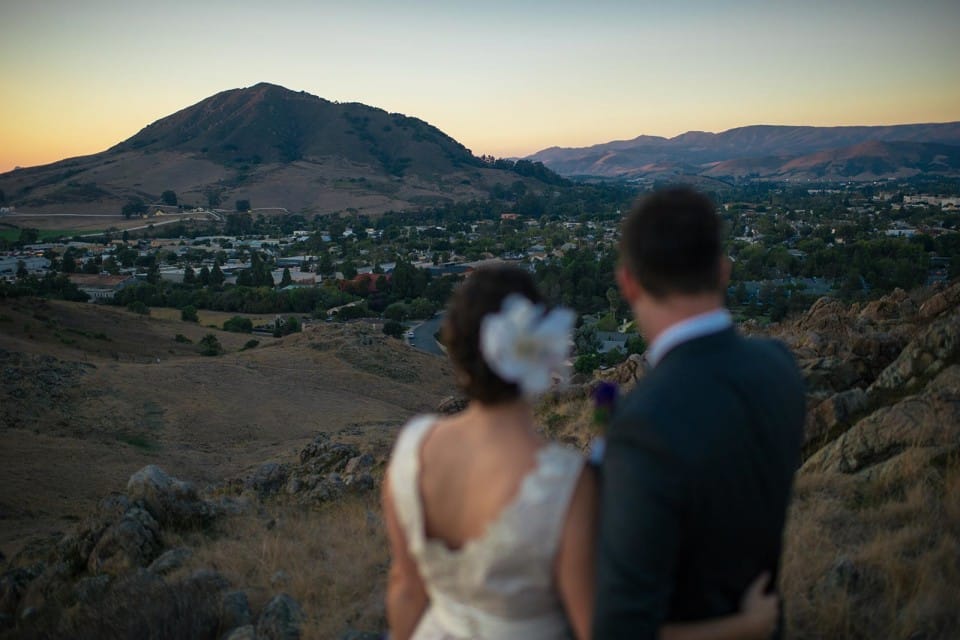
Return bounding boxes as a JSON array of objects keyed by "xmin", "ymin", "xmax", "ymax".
[{"xmin": 591, "ymin": 381, "xmax": 618, "ymax": 428}]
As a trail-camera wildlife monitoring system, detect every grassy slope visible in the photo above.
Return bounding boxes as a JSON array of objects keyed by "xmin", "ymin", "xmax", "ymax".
[{"xmin": 0, "ymin": 298, "xmax": 454, "ymax": 558}]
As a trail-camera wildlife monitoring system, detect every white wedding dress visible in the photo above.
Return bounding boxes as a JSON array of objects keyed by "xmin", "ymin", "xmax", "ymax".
[{"xmin": 388, "ymin": 415, "xmax": 585, "ymax": 639}]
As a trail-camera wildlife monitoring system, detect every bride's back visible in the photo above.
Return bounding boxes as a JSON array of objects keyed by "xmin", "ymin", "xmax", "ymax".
[{"xmin": 419, "ymin": 406, "xmax": 546, "ymax": 551}]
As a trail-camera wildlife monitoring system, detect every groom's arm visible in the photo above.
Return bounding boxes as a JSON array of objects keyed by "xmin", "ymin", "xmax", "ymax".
[{"xmin": 593, "ymin": 424, "xmax": 688, "ymax": 639}]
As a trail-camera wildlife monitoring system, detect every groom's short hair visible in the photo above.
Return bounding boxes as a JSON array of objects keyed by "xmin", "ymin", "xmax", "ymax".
[{"xmin": 620, "ymin": 186, "xmax": 723, "ymax": 298}]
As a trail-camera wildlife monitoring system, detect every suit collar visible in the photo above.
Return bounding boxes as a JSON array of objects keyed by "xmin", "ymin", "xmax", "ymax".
[{"xmin": 646, "ymin": 309, "xmax": 733, "ymax": 368}]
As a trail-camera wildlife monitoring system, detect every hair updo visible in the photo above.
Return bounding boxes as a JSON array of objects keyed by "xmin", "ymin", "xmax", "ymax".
[{"xmin": 441, "ymin": 264, "xmax": 544, "ymax": 405}]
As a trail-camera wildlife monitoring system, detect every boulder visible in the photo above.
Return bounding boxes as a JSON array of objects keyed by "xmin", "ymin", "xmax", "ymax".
[
  {"xmin": 805, "ymin": 388, "xmax": 869, "ymax": 447},
  {"xmin": 220, "ymin": 590, "xmax": 253, "ymax": 631},
  {"xmin": 298, "ymin": 435, "xmax": 359, "ymax": 474},
  {"xmin": 223, "ymin": 625, "xmax": 257, "ymax": 640},
  {"xmin": 799, "ymin": 357, "xmax": 862, "ymax": 395},
  {"xmin": 436, "ymin": 395, "xmax": 468, "ymax": 415},
  {"xmin": 803, "ymin": 366, "xmax": 960, "ymax": 474},
  {"xmin": 147, "ymin": 546, "xmax": 193, "ymax": 576},
  {"xmin": 73, "ymin": 574, "xmax": 111, "ymax": 604},
  {"xmin": 867, "ymin": 311, "xmax": 960, "ymax": 398},
  {"xmin": 0, "ymin": 565, "xmax": 42, "ymax": 620},
  {"xmin": 245, "ymin": 463, "xmax": 290, "ymax": 498},
  {"xmin": 127, "ymin": 465, "xmax": 212, "ymax": 529},
  {"xmin": 918, "ymin": 281, "xmax": 960, "ymax": 320},
  {"xmin": 256, "ymin": 593, "xmax": 304, "ymax": 640},
  {"xmin": 87, "ymin": 506, "xmax": 162, "ymax": 576},
  {"xmin": 344, "ymin": 454, "xmax": 375, "ymax": 475}
]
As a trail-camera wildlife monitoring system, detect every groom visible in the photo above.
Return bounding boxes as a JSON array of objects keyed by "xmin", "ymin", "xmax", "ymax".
[{"xmin": 593, "ymin": 187, "xmax": 806, "ymax": 638}]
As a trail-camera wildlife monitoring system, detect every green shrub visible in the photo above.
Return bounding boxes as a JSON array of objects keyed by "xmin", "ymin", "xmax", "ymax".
[
  {"xmin": 382, "ymin": 320, "xmax": 404, "ymax": 339},
  {"xmin": 127, "ymin": 300, "xmax": 150, "ymax": 315},
  {"xmin": 242, "ymin": 339, "xmax": 259, "ymax": 350},
  {"xmin": 181, "ymin": 305, "xmax": 199, "ymax": 322},
  {"xmin": 174, "ymin": 334, "xmax": 192, "ymax": 343},
  {"xmin": 223, "ymin": 316, "xmax": 253, "ymax": 333},
  {"xmin": 198, "ymin": 334, "xmax": 222, "ymax": 356}
]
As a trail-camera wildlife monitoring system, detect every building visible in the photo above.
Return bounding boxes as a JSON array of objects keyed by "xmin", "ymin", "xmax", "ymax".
[
  {"xmin": 67, "ymin": 274, "xmax": 137, "ymax": 301},
  {"xmin": 596, "ymin": 331, "xmax": 629, "ymax": 354},
  {"xmin": 0, "ymin": 256, "xmax": 50, "ymax": 278}
]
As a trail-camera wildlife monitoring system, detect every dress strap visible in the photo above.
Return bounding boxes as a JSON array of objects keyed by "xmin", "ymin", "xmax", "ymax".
[{"xmin": 387, "ymin": 414, "xmax": 438, "ymax": 555}]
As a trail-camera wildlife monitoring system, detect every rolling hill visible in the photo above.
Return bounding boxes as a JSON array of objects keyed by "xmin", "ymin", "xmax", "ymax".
[
  {"xmin": 0, "ymin": 83, "xmax": 557, "ymax": 216},
  {"xmin": 527, "ymin": 122, "xmax": 960, "ymax": 181}
]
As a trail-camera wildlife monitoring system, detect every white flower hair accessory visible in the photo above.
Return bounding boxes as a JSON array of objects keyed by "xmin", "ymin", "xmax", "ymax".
[{"xmin": 480, "ymin": 294, "xmax": 575, "ymax": 398}]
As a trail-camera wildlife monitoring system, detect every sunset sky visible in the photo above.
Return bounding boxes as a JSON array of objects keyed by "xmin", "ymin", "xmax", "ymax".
[{"xmin": 1, "ymin": 0, "xmax": 959, "ymax": 173}]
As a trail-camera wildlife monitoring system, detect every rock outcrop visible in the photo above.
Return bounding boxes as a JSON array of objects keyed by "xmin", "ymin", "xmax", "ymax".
[{"xmin": 802, "ymin": 365, "xmax": 960, "ymax": 474}]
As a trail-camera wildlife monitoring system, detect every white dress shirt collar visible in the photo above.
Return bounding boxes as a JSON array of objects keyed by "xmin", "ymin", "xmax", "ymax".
[{"xmin": 645, "ymin": 308, "xmax": 733, "ymax": 368}]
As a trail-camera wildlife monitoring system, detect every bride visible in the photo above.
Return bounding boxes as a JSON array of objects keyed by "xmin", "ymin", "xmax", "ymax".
[{"xmin": 382, "ymin": 265, "xmax": 777, "ymax": 639}]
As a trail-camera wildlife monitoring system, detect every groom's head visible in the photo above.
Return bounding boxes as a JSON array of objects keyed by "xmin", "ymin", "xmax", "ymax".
[{"xmin": 618, "ymin": 186, "xmax": 726, "ymax": 301}]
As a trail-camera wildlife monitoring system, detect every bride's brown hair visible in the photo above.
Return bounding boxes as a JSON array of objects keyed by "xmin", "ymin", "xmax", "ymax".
[{"xmin": 441, "ymin": 264, "xmax": 544, "ymax": 405}]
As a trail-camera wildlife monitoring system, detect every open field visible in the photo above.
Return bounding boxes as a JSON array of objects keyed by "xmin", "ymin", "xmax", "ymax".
[
  {"xmin": 148, "ymin": 307, "xmax": 285, "ymax": 328},
  {"xmin": 0, "ymin": 210, "xmax": 214, "ymax": 235},
  {"xmin": 0, "ymin": 298, "xmax": 455, "ymax": 558}
]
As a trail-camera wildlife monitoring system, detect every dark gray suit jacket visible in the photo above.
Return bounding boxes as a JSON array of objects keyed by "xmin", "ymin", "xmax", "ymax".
[{"xmin": 593, "ymin": 327, "xmax": 805, "ymax": 639}]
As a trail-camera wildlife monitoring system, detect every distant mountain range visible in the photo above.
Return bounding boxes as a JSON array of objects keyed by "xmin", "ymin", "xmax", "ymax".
[
  {"xmin": 526, "ymin": 123, "xmax": 960, "ymax": 181},
  {"xmin": 0, "ymin": 83, "xmax": 558, "ymax": 215}
]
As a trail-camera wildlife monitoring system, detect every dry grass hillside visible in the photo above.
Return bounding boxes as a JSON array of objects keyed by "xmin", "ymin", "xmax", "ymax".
[{"xmin": 0, "ymin": 298, "xmax": 454, "ymax": 559}]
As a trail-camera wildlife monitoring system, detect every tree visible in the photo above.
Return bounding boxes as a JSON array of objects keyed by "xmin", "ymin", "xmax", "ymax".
[
  {"xmin": 204, "ymin": 186, "xmax": 223, "ymax": 209},
  {"xmin": 273, "ymin": 315, "xmax": 301, "ymax": 337},
  {"xmin": 198, "ymin": 265, "xmax": 211, "ymax": 286},
  {"xmin": 122, "ymin": 198, "xmax": 147, "ymax": 219},
  {"xmin": 198, "ymin": 334, "xmax": 223, "ymax": 356},
  {"xmin": 409, "ymin": 297, "xmax": 437, "ymax": 319},
  {"xmin": 183, "ymin": 266, "xmax": 196, "ymax": 286},
  {"xmin": 574, "ymin": 353, "xmax": 600, "ymax": 374},
  {"xmin": 317, "ymin": 252, "xmax": 334, "ymax": 276},
  {"xmin": 161, "ymin": 190, "xmax": 178, "ymax": 206},
  {"xmin": 383, "ymin": 320, "xmax": 405, "ymax": 339},
  {"xmin": 383, "ymin": 302, "xmax": 410, "ymax": 322},
  {"xmin": 61, "ymin": 251, "xmax": 77, "ymax": 273},
  {"xmin": 18, "ymin": 228, "xmax": 39, "ymax": 245},
  {"xmin": 574, "ymin": 323, "xmax": 600, "ymax": 354},
  {"xmin": 223, "ymin": 316, "xmax": 253, "ymax": 333},
  {"xmin": 210, "ymin": 263, "xmax": 225, "ymax": 287},
  {"xmin": 280, "ymin": 267, "xmax": 292, "ymax": 288},
  {"xmin": 16, "ymin": 261, "xmax": 28, "ymax": 279},
  {"xmin": 235, "ymin": 199, "xmax": 251, "ymax": 213},
  {"xmin": 127, "ymin": 300, "xmax": 150, "ymax": 315},
  {"xmin": 181, "ymin": 305, "xmax": 199, "ymax": 322}
]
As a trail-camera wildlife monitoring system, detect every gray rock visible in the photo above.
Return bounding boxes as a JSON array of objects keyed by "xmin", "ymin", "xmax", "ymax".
[
  {"xmin": 298, "ymin": 435, "xmax": 359, "ymax": 473},
  {"xmin": 340, "ymin": 631, "xmax": 381, "ymax": 640},
  {"xmin": 74, "ymin": 574, "xmax": 111, "ymax": 604},
  {"xmin": 245, "ymin": 463, "xmax": 289, "ymax": 498},
  {"xmin": 223, "ymin": 624, "xmax": 257, "ymax": 640},
  {"xmin": 256, "ymin": 593, "xmax": 304, "ymax": 640},
  {"xmin": 221, "ymin": 590, "xmax": 253, "ymax": 631},
  {"xmin": 0, "ymin": 566, "xmax": 41, "ymax": 618},
  {"xmin": 436, "ymin": 395, "xmax": 468, "ymax": 415},
  {"xmin": 345, "ymin": 473, "xmax": 375, "ymax": 494},
  {"xmin": 87, "ymin": 506, "xmax": 162, "ymax": 576},
  {"xmin": 147, "ymin": 546, "xmax": 193, "ymax": 575},
  {"xmin": 343, "ymin": 453, "xmax": 375, "ymax": 475},
  {"xmin": 127, "ymin": 465, "xmax": 213, "ymax": 529}
]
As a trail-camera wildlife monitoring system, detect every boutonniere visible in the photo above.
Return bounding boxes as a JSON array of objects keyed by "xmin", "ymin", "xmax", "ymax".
[
  {"xmin": 591, "ymin": 381, "xmax": 619, "ymax": 428},
  {"xmin": 588, "ymin": 381, "xmax": 618, "ymax": 465}
]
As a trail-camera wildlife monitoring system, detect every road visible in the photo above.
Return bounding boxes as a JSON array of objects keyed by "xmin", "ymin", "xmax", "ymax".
[{"xmin": 409, "ymin": 314, "xmax": 445, "ymax": 357}]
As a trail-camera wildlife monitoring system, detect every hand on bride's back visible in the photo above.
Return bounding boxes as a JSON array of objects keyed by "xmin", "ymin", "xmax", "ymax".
[{"xmin": 739, "ymin": 572, "xmax": 779, "ymax": 639}]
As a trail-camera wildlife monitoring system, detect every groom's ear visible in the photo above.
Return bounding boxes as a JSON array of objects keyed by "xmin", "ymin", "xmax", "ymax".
[{"xmin": 616, "ymin": 264, "xmax": 641, "ymax": 305}]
